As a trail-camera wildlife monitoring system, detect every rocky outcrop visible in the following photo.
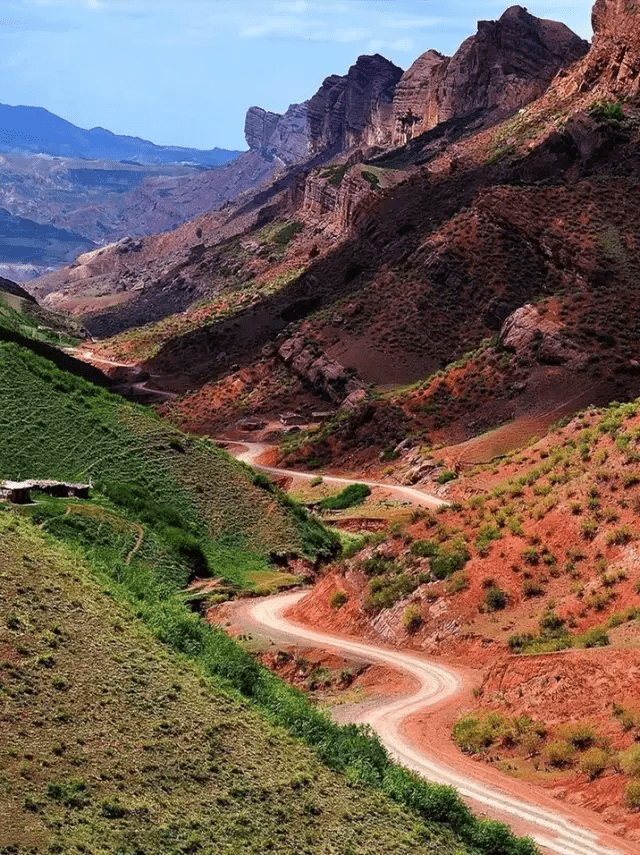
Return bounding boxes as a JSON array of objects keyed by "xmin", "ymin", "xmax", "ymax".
[
  {"xmin": 278, "ymin": 333, "xmax": 366, "ymax": 404},
  {"xmin": 558, "ymin": 0, "xmax": 640, "ymax": 97},
  {"xmin": 500, "ymin": 304, "xmax": 588, "ymax": 368},
  {"xmin": 392, "ymin": 6, "xmax": 588, "ymax": 144},
  {"xmin": 244, "ymin": 103, "xmax": 310, "ymax": 164},
  {"xmin": 307, "ymin": 55, "xmax": 403, "ymax": 153},
  {"xmin": 392, "ymin": 51, "xmax": 448, "ymax": 145}
]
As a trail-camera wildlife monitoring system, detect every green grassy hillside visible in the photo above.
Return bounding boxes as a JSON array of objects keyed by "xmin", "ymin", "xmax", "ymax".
[
  {"xmin": 0, "ymin": 511, "xmax": 473, "ymax": 855},
  {"xmin": 0, "ymin": 340, "xmax": 335, "ymax": 589}
]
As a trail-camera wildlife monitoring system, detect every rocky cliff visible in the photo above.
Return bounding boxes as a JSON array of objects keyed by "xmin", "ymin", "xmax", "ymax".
[
  {"xmin": 559, "ymin": 0, "xmax": 640, "ymax": 96},
  {"xmin": 392, "ymin": 6, "xmax": 589, "ymax": 144},
  {"xmin": 307, "ymin": 54, "xmax": 403, "ymax": 153},
  {"xmin": 244, "ymin": 103, "xmax": 310, "ymax": 164}
]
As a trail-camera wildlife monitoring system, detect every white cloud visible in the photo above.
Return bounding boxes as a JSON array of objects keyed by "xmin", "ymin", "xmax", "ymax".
[{"xmin": 368, "ymin": 37, "xmax": 415, "ymax": 53}]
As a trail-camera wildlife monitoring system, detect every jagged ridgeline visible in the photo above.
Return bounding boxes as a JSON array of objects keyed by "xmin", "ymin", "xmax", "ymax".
[{"xmin": 0, "ymin": 336, "xmax": 336, "ymax": 590}]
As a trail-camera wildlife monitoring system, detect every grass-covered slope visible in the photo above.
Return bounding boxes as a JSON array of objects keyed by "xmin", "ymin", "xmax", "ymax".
[
  {"xmin": 0, "ymin": 511, "xmax": 472, "ymax": 855},
  {"xmin": 0, "ymin": 340, "xmax": 335, "ymax": 582}
]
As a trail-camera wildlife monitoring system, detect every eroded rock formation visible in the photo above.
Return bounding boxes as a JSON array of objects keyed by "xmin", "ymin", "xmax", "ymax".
[
  {"xmin": 392, "ymin": 6, "xmax": 589, "ymax": 144},
  {"xmin": 278, "ymin": 333, "xmax": 366, "ymax": 404},
  {"xmin": 307, "ymin": 54, "xmax": 403, "ymax": 153},
  {"xmin": 244, "ymin": 103, "xmax": 310, "ymax": 164},
  {"xmin": 559, "ymin": 0, "xmax": 640, "ymax": 96}
]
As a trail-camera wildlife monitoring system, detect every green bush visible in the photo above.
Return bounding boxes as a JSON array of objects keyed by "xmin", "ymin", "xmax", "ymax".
[
  {"xmin": 319, "ymin": 483, "xmax": 371, "ymax": 511},
  {"xmin": 430, "ymin": 545, "xmax": 469, "ymax": 580},
  {"xmin": 620, "ymin": 744, "xmax": 640, "ymax": 777},
  {"xmin": 521, "ymin": 580, "xmax": 543, "ymax": 598},
  {"xmin": 624, "ymin": 780, "xmax": 640, "ymax": 810},
  {"xmin": 579, "ymin": 748, "xmax": 609, "ymax": 780},
  {"xmin": 561, "ymin": 722, "xmax": 595, "ymax": 750},
  {"xmin": 544, "ymin": 740, "xmax": 574, "ymax": 768},
  {"xmin": 402, "ymin": 604, "xmax": 423, "ymax": 634},
  {"xmin": 410, "ymin": 539, "xmax": 437, "ymax": 558},
  {"xmin": 576, "ymin": 627, "xmax": 609, "ymax": 648},
  {"xmin": 484, "ymin": 587, "xmax": 508, "ymax": 612},
  {"xmin": 435, "ymin": 469, "xmax": 458, "ymax": 485},
  {"xmin": 588, "ymin": 99, "xmax": 625, "ymax": 123},
  {"xmin": 330, "ymin": 590, "xmax": 348, "ymax": 610}
]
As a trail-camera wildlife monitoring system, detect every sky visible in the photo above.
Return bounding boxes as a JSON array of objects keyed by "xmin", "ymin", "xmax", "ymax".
[{"xmin": 0, "ymin": 0, "xmax": 593, "ymax": 152}]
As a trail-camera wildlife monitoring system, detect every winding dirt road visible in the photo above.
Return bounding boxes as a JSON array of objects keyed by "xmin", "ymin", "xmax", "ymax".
[
  {"xmin": 246, "ymin": 592, "xmax": 631, "ymax": 855},
  {"xmin": 230, "ymin": 440, "xmax": 448, "ymax": 509}
]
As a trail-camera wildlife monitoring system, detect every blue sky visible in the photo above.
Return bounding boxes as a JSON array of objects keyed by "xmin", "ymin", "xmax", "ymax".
[{"xmin": 1, "ymin": 0, "xmax": 593, "ymax": 151}]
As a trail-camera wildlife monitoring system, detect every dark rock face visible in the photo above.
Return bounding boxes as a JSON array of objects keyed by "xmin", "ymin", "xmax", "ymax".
[
  {"xmin": 307, "ymin": 54, "xmax": 403, "ymax": 154},
  {"xmin": 392, "ymin": 6, "xmax": 589, "ymax": 142},
  {"xmin": 244, "ymin": 103, "xmax": 309, "ymax": 164}
]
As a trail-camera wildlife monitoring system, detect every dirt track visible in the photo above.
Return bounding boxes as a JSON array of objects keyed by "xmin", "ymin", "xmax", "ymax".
[
  {"xmin": 231, "ymin": 440, "xmax": 448, "ymax": 509},
  {"xmin": 245, "ymin": 592, "xmax": 633, "ymax": 855}
]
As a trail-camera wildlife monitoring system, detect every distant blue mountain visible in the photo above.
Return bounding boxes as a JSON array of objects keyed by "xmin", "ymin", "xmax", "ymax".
[{"xmin": 0, "ymin": 103, "xmax": 241, "ymax": 167}]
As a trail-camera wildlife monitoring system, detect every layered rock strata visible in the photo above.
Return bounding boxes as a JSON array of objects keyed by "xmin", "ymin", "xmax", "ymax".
[
  {"xmin": 307, "ymin": 55, "xmax": 403, "ymax": 153},
  {"xmin": 244, "ymin": 103, "xmax": 310, "ymax": 164},
  {"xmin": 392, "ymin": 6, "xmax": 589, "ymax": 144}
]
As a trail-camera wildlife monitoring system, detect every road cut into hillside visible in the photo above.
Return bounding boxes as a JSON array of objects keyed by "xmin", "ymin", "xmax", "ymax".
[
  {"xmin": 246, "ymin": 591, "xmax": 634, "ymax": 855},
  {"xmin": 231, "ymin": 440, "xmax": 448, "ymax": 509}
]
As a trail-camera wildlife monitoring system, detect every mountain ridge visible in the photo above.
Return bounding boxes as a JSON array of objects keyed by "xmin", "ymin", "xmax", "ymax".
[{"xmin": 0, "ymin": 101, "xmax": 241, "ymax": 166}]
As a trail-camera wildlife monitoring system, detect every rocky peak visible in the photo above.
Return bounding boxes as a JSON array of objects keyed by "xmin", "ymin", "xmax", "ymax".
[
  {"xmin": 392, "ymin": 5, "xmax": 588, "ymax": 143},
  {"xmin": 244, "ymin": 102, "xmax": 309, "ymax": 165},
  {"xmin": 307, "ymin": 54, "xmax": 404, "ymax": 153}
]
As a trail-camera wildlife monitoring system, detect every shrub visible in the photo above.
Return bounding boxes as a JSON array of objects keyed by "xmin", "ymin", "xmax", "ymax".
[
  {"xmin": 579, "ymin": 748, "xmax": 609, "ymax": 779},
  {"xmin": 605, "ymin": 525, "xmax": 633, "ymax": 546},
  {"xmin": 539, "ymin": 610, "xmax": 565, "ymax": 636},
  {"xmin": 576, "ymin": 627, "xmax": 610, "ymax": 648},
  {"xmin": 521, "ymin": 580, "xmax": 543, "ymax": 598},
  {"xmin": 562, "ymin": 722, "xmax": 595, "ymax": 750},
  {"xmin": 360, "ymin": 170, "xmax": 380, "ymax": 190},
  {"xmin": 410, "ymin": 539, "xmax": 437, "ymax": 558},
  {"xmin": 484, "ymin": 587, "xmax": 508, "ymax": 612},
  {"xmin": 508, "ymin": 633, "xmax": 535, "ymax": 652},
  {"xmin": 453, "ymin": 712, "xmax": 506, "ymax": 753},
  {"xmin": 445, "ymin": 571, "xmax": 469, "ymax": 594},
  {"xmin": 476, "ymin": 525, "xmax": 501, "ymax": 554},
  {"xmin": 435, "ymin": 469, "xmax": 458, "ymax": 484},
  {"xmin": 273, "ymin": 220, "xmax": 303, "ymax": 245},
  {"xmin": 329, "ymin": 590, "xmax": 348, "ymax": 610},
  {"xmin": 544, "ymin": 740, "xmax": 574, "ymax": 768},
  {"xmin": 402, "ymin": 604, "xmax": 423, "ymax": 634},
  {"xmin": 521, "ymin": 547, "xmax": 539, "ymax": 565},
  {"xmin": 319, "ymin": 483, "xmax": 371, "ymax": 511},
  {"xmin": 310, "ymin": 475, "xmax": 323, "ymax": 487},
  {"xmin": 430, "ymin": 545, "xmax": 469, "ymax": 580},
  {"xmin": 581, "ymin": 518, "xmax": 598, "ymax": 540},
  {"xmin": 620, "ymin": 744, "xmax": 640, "ymax": 777},
  {"xmin": 625, "ymin": 780, "xmax": 640, "ymax": 810},
  {"xmin": 588, "ymin": 99, "xmax": 625, "ymax": 122}
]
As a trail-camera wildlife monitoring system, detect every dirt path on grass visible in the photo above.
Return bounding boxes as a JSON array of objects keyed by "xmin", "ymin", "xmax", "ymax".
[
  {"xmin": 224, "ymin": 440, "xmax": 447, "ymax": 510},
  {"xmin": 240, "ymin": 591, "xmax": 635, "ymax": 855},
  {"xmin": 67, "ymin": 348, "xmax": 178, "ymax": 400}
]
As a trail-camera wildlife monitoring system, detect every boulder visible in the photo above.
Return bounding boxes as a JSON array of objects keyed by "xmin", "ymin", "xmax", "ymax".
[
  {"xmin": 277, "ymin": 333, "xmax": 366, "ymax": 403},
  {"xmin": 500, "ymin": 304, "xmax": 587, "ymax": 367}
]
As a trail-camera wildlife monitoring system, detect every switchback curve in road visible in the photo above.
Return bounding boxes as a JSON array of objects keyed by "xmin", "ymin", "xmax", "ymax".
[
  {"xmin": 248, "ymin": 592, "xmax": 628, "ymax": 855},
  {"xmin": 227, "ymin": 440, "xmax": 448, "ymax": 510}
]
